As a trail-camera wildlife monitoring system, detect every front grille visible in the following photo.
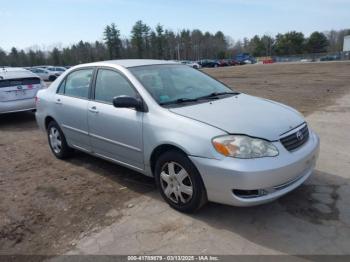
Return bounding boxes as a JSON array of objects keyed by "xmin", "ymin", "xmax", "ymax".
[{"xmin": 280, "ymin": 124, "xmax": 309, "ymax": 151}]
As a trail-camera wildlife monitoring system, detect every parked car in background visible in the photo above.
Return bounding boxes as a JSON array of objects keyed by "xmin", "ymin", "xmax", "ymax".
[
  {"xmin": 29, "ymin": 67, "xmax": 58, "ymax": 81},
  {"xmin": 180, "ymin": 60, "xmax": 201, "ymax": 69},
  {"xmin": 235, "ymin": 53, "xmax": 257, "ymax": 64},
  {"xmin": 320, "ymin": 54, "xmax": 341, "ymax": 61},
  {"xmin": 36, "ymin": 60, "xmax": 319, "ymax": 213},
  {"xmin": 218, "ymin": 59, "xmax": 236, "ymax": 67},
  {"xmin": 216, "ymin": 60, "xmax": 228, "ymax": 67},
  {"xmin": 46, "ymin": 66, "xmax": 67, "ymax": 76},
  {"xmin": 35, "ymin": 65, "xmax": 50, "ymax": 69},
  {"xmin": 0, "ymin": 67, "xmax": 46, "ymax": 114},
  {"xmin": 226, "ymin": 59, "xmax": 239, "ymax": 66},
  {"xmin": 198, "ymin": 59, "xmax": 220, "ymax": 68}
]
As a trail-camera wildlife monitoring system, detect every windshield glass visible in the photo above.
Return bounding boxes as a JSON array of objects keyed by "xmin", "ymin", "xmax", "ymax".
[{"xmin": 129, "ymin": 64, "xmax": 235, "ymax": 105}]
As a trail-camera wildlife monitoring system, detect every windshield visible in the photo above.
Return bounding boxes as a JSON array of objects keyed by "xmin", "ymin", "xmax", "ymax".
[{"xmin": 129, "ymin": 64, "xmax": 235, "ymax": 105}]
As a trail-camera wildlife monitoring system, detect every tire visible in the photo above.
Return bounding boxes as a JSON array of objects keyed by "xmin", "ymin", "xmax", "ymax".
[
  {"xmin": 49, "ymin": 75, "xmax": 57, "ymax": 81},
  {"xmin": 47, "ymin": 121, "xmax": 73, "ymax": 159},
  {"xmin": 155, "ymin": 150, "xmax": 207, "ymax": 213}
]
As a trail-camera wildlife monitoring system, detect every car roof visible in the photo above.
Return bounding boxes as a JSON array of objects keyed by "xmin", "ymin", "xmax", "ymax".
[
  {"xmin": 76, "ymin": 59, "xmax": 179, "ymax": 69},
  {"xmin": 0, "ymin": 67, "xmax": 37, "ymax": 80},
  {"xmin": 31, "ymin": 67, "xmax": 49, "ymax": 72}
]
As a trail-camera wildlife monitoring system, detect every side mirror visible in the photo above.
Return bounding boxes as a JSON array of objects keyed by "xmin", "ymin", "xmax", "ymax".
[{"xmin": 113, "ymin": 96, "xmax": 145, "ymax": 112}]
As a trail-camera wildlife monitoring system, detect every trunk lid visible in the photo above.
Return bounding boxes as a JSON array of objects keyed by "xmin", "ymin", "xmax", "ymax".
[{"xmin": 0, "ymin": 77, "xmax": 42, "ymax": 102}]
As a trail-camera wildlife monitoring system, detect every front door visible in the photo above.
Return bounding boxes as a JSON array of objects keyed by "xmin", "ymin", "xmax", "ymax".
[{"xmin": 88, "ymin": 68, "xmax": 144, "ymax": 170}]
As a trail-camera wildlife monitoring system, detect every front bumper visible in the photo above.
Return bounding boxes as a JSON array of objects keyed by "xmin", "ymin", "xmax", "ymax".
[
  {"xmin": 0, "ymin": 98, "xmax": 36, "ymax": 114},
  {"xmin": 190, "ymin": 130, "xmax": 320, "ymax": 206}
]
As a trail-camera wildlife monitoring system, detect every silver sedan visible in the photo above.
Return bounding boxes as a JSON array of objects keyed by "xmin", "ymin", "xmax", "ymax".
[
  {"xmin": 0, "ymin": 67, "xmax": 46, "ymax": 114},
  {"xmin": 35, "ymin": 60, "xmax": 320, "ymax": 212}
]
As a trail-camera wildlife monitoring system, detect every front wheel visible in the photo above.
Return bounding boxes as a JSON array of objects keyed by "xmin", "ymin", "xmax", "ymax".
[{"xmin": 155, "ymin": 150, "xmax": 207, "ymax": 213}]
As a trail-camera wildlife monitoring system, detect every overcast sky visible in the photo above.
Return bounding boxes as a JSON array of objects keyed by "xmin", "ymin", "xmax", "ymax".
[{"xmin": 1, "ymin": 0, "xmax": 349, "ymax": 51}]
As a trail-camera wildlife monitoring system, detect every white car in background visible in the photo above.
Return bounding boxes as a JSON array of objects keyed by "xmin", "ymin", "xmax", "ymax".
[
  {"xmin": 180, "ymin": 60, "xmax": 201, "ymax": 69},
  {"xmin": 46, "ymin": 66, "xmax": 66, "ymax": 76},
  {"xmin": 0, "ymin": 67, "xmax": 46, "ymax": 114},
  {"xmin": 29, "ymin": 67, "xmax": 58, "ymax": 81}
]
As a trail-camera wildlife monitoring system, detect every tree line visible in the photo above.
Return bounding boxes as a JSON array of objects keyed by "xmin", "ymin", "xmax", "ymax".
[
  {"xmin": 234, "ymin": 29, "xmax": 350, "ymax": 57},
  {"xmin": 0, "ymin": 20, "xmax": 349, "ymax": 67}
]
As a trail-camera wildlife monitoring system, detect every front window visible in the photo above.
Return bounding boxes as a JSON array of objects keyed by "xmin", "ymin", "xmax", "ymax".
[
  {"xmin": 94, "ymin": 69, "xmax": 136, "ymax": 104},
  {"xmin": 129, "ymin": 65, "xmax": 236, "ymax": 106}
]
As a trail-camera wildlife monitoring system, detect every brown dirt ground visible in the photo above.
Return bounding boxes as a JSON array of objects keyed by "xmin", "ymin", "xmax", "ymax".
[
  {"xmin": 203, "ymin": 61, "xmax": 350, "ymax": 116},
  {"xmin": 0, "ymin": 61, "xmax": 350, "ymax": 255}
]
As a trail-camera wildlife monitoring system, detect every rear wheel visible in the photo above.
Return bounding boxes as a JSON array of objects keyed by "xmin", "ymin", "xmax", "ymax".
[
  {"xmin": 155, "ymin": 150, "xmax": 207, "ymax": 213},
  {"xmin": 49, "ymin": 75, "xmax": 56, "ymax": 81},
  {"xmin": 47, "ymin": 121, "xmax": 73, "ymax": 159}
]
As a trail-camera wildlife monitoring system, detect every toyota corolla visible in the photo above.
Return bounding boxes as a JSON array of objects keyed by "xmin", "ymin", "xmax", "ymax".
[{"xmin": 35, "ymin": 60, "xmax": 320, "ymax": 212}]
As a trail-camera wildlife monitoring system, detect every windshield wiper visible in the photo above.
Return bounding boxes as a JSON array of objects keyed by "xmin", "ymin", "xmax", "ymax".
[
  {"xmin": 159, "ymin": 97, "xmax": 199, "ymax": 105},
  {"xmin": 196, "ymin": 91, "xmax": 240, "ymax": 100},
  {"xmin": 159, "ymin": 92, "xmax": 239, "ymax": 106}
]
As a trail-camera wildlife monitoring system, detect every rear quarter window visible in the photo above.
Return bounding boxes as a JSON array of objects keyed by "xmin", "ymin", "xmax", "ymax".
[{"xmin": 57, "ymin": 79, "xmax": 66, "ymax": 94}]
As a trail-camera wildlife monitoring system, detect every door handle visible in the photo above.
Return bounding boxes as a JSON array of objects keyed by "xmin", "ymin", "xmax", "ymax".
[
  {"xmin": 55, "ymin": 98, "xmax": 62, "ymax": 105},
  {"xmin": 89, "ymin": 106, "xmax": 99, "ymax": 113}
]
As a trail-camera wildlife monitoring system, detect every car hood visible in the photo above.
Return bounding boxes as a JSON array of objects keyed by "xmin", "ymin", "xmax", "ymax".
[{"xmin": 169, "ymin": 94, "xmax": 305, "ymax": 141}]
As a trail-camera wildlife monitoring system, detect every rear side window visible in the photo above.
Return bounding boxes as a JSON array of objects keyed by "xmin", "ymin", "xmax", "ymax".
[
  {"xmin": 57, "ymin": 79, "xmax": 66, "ymax": 94},
  {"xmin": 63, "ymin": 69, "xmax": 93, "ymax": 99},
  {"xmin": 94, "ymin": 69, "xmax": 136, "ymax": 104}
]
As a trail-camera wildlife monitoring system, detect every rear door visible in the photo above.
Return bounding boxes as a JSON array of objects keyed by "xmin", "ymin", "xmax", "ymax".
[
  {"xmin": 0, "ymin": 77, "xmax": 42, "ymax": 102},
  {"xmin": 53, "ymin": 68, "xmax": 95, "ymax": 152}
]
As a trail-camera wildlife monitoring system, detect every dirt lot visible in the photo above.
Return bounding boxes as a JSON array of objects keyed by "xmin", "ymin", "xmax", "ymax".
[
  {"xmin": 1, "ymin": 61, "xmax": 350, "ymax": 255},
  {"xmin": 203, "ymin": 61, "xmax": 350, "ymax": 116}
]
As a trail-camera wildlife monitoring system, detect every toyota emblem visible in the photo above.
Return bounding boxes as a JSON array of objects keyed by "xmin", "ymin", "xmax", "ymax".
[{"xmin": 296, "ymin": 130, "xmax": 304, "ymax": 141}]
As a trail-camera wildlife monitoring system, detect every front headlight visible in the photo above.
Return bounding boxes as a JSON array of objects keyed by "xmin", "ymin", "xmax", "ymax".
[{"xmin": 212, "ymin": 135, "xmax": 279, "ymax": 159}]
